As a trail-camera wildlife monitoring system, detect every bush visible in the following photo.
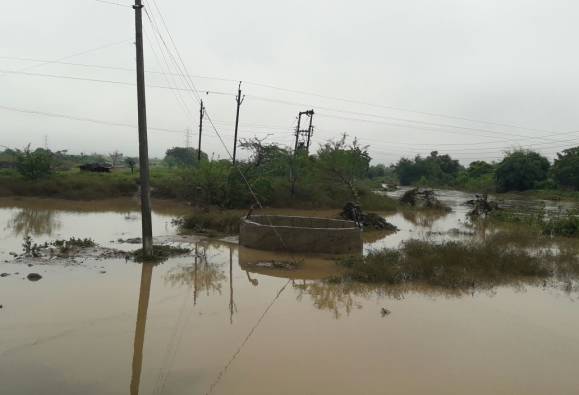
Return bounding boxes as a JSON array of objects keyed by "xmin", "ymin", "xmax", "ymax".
[
  {"xmin": 0, "ymin": 170, "xmax": 138, "ymax": 199},
  {"xmin": 178, "ymin": 211, "xmax": 243, "ymax": 234},
  {"xmin": 552, "ymin": 147, "xmax": 579, "ymax": 190},
  {"xmin": 495, "ymin": 150, "xmax": 550, "ymax": 192},
  {"xmin": 339, "ymin": 239, "xmax": 553, "ymax": 288},
  {"xmin": 543, "ymin": 212, "xmax": 579, "ymax": 237},
  {"xmin": 395, "ymin": 151, "xmax": 462, "ymax": 186},
  {"xmin": 15, "ymin": 146, "xmax": 54, "ymax": 180}
]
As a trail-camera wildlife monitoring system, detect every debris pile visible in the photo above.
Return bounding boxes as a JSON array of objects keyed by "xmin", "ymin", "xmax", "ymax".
[
  {"xmin": 382, "ymin": 184, "xmax": 399, "ymax": 192},
  {"xmin": 465, "ymin": 194, "xmax": 500, "ymax": 218},
  {"xmin": 399, "ymin": 188, "xmax": 450, "ymax": 211},
  {"xmin": 340, "ymin": 202, "xmax": 398, "ymax": 231}
]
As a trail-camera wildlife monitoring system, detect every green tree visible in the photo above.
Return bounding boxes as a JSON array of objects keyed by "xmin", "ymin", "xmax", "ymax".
[
  {"xmin": 394, "ymin": 151, "xmax": 462, "ymax": 186},
  {"xmin": 315, "ymin": 134, "xmax": 370, "ymax": 201},
  {"xmin": 552, "ymin": 147, "xmax": 579, "ymax": 190},
  {"xmin": 495, "ymin": 150, "xmax": 550, "ymax": 192},
  {"xmin": 467, "ymin": 161, "xmax": 495, "ymax": 178},
  {"xmin": 15, "ymin": 145, "xmax": 54, "ymax": 180},
  {"xmin": 368, "ymin": 164, "xmax": 387, "ymax": 179},
  {"xmin": 164, "ymin": 147, "xmax": 208, "ymax": 167},
  {"xmin": 125, "ymin": 157, "xmax": 137, "ymax": 174}
]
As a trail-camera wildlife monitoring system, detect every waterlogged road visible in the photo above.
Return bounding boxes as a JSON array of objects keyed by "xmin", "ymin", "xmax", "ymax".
[{"xmin": 1, "ymin": 196, "xmax": 579, "ymax": 395}]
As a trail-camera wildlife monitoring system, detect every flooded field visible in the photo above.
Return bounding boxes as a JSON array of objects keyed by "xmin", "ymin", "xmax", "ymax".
[{"xmin": 1, "ymin": 194, "xmax": 579, "ymax": 394}]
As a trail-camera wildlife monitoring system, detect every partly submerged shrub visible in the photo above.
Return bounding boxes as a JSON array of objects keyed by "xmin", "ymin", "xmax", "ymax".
[
  {"xmin": 339, "ymin": 239, "xmax": 555, "ymax": 289},
  {"xmin": 177, "ymin": 211, "xmax": 242, "ymax": 235},
  {"xmin": 132, "ymin": 244, "xmax": 190, "ymax": 263},
  {"xmin": 543, "ymin": 212, "xmax": 579, "ymax": 238}
]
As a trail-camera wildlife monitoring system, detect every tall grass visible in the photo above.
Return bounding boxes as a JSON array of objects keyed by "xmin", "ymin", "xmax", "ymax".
[
  {"xmin": 338, "ymin": 239, "xmax": 565, "ymax": 289},
  {"xmin": 0, "ymin": 169, "xmax": 138, "ymax": 200},
  {"xmin": 177, "ymin": 211, "xmax": 243, "ymax": 235}
]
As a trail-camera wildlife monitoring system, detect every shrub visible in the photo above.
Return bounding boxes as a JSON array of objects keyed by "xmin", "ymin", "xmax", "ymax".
[
  {"xmin": 495, "ymin": 150, "xmax": 550, "ymax": 192},
  {"xmin": 542, "ymin": 212, "xmax": 579, "ymax": 238},
  {"xmin": 15, "ymin": 146, "xmax": 54, "ymax": 180},
  {"xmin": 339, "ymin": 239, "xmax": 554, "ymax": 288},
  {"xmin": 552, "ymin": 147, "xmax": 579, "ymax": 190},
  {"xmin": 177, "ymin": 211, "xmax": 242, "ymax": 234}
]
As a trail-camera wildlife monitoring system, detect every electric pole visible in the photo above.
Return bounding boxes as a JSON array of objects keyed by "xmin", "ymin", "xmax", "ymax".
[
  {"xmin": 294, "ymin": 114, "xmax": 302, "ymax": 153},
  {"xmin": 198, "ymin": 100, "xmax": 205, "ymax": 161},
  {"xmin": 133, "ymin": 0, "xmax": 153, "ymax": 258},
  {"xmin": 185, "ymin": 128, "xmax": 191, "ymax": 148},
  {"xmin": 306, "ymin": 112, "xmax": 314, "ymax": 151},
  {"xmin": 294, "ymin": 110, "xmax": 314, "ymax": 155},
  {"xmin": 232, "ymin": 81, "xmax": 244, "ymax": 165}
]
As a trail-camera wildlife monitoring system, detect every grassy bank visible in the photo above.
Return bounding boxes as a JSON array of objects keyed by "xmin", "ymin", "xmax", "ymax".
[
  {"xmin": 496, "ymin": 189, "xmax": 579, "ymax": 202},
  {"xmin": 0, "ymin": 169, "xmax": 138, "ymax": 200},
  {"xmin": 0, "ymin": 168, "xmax": 398, "ymax": 211}
]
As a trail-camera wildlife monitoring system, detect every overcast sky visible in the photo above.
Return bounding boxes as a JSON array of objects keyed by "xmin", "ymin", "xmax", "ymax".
[{"xmin": 2, "ymin": 0, "xmax": 579, "ymax": 165}]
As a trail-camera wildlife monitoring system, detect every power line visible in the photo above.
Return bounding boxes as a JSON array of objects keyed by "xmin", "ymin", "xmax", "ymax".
[
  {"xmin": 0, "ymin": 39, "xmax": 130, "ymax": 77},
  {"xmin": 94, "ymin": 0, "xmax": 131, "ymax": 7},
  {"xmin": 0, "ymin": 104, "xmax": 183, "ymax": 134},
  {"xmin": 248, "ymin": 95, "xmax": 565, "ymax": 143},
  {"xmin": 4, "ymin": 57, "xmax": 578, "ymax": 147},
  {"xmin": 1, "ymin": 54, "xmax": 554, "ymax": 137},
  {"xmin": 0, "ymin": 69, "xmax": 232, "ymax": 96}
]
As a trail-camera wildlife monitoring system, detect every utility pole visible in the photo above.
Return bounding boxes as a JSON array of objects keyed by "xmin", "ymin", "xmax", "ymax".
[
  {"xmin": 185, "ymin": 128, "xmax": 191, "ymax": 148},
  {"xmin": 293, "ymin": 114, "xmax": 302, "ymax": 153},
  {"xmin": 133, "ymin": 0, "xmax": 153, "ymax": 258},
  {"xmin": 198, "ymin": 100, "xmax": 205, "ymax": 161},
  {"xmin": 232, "ymin": 81, "xmax": 244, "ymax": 165},
  {"xmin": 294, "ymin": 110, "xmax": 314, "ymax": 155},
  {"xmin": 306, "ymin": 113, "xmax": 314, "ymax": 151}
]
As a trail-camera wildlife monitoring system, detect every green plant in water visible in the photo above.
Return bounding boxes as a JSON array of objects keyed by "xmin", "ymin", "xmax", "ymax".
[
  {"xmin": 542, "ymin": 210, "xmax": 579, "ymax": 238},
  {"xmin": 177, "ymin": 211, "xmax": 242, "ymax": 235},
  {"xmin": 22, "ymin": 235, "xmax": 44, "ymax": 257},
  {"xmin": 52, "ymin": 237, "xmax": 96, "ymax": 253},
  {"xmin": 132, "ymin": 244, "xmax": 191, "ymax": 263},
  {"xmin": 338, "ymin": 238, "xmax": 560, "ymax": 289}
]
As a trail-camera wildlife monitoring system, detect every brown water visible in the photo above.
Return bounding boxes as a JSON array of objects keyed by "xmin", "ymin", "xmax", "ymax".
[{"xmin": 1, "ymin": 195, "xmax": 579, "ymax": 395}]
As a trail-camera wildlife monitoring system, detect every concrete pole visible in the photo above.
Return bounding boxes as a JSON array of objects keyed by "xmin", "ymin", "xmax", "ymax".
[{"xmin": 133, "ymin": 0, "xmax": 153, "ymax": 257}]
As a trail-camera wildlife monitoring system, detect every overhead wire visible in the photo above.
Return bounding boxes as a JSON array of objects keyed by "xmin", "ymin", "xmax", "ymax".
[
  {"xmin": 0, "ymin": 39, "xmax": 130, "ymax": 77},
  {"xmin": 4, "ymin": 56, "xmax": 578, "ymax": 150}
]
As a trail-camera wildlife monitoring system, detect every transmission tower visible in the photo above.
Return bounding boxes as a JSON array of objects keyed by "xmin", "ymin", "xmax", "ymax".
[{"xmin": 293, "ymin": 110, "xmax": 314, "ymax": 154}]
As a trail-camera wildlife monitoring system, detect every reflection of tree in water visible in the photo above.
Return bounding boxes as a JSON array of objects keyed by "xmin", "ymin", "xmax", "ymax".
[
  {"xmin": 293, "ymin": 279, "xmax": 515, "ymax": 319},
  {"xmin": 164, "ymin": 248, "xmax": 226, "ymax": 298},
  {"xmin": 402, "ymin": 209, "xmax": 449, "ymax": 228},
  {"xmin": 7, "ymin": 208, "xmax": 60, "ymax": 236},
  {"xmin": 293, "ymin": 281, "xmax": 369, "ymax": 319}
]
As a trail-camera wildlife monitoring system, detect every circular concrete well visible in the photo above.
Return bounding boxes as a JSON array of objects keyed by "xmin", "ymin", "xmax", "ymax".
[{"xmin": 239, "ymin": 215, "xmax": 362, "ymax": 254}]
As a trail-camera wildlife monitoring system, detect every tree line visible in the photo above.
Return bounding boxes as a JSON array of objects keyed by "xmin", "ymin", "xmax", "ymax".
[{"xmin": 393, "ymin": 148, "xmax": 579, "ymax": 192}]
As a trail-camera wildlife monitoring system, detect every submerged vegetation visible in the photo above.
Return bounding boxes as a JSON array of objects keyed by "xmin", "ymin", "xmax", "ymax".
[
  {"xmin": 542, "ymin": 212, "xmax": 579, "ymax": 238},
  {"xmin": 132, "ymin": 244, "xmax": 191, "ymax": 263},
  {"xmin": 399, "ymin": 187, "xmax": 450, "ymax": 211},
  {"xmin": 176, "ymin": 210, "xmax": 243, "ymax": 235},
  {"xmin": 338, "ymin": 238, "xmax": 578, "ymax": 290}
]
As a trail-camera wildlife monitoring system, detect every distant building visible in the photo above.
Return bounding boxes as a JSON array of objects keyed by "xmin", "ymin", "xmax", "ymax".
[
  {"xmin": 0, "ymin": 161, "xmax": 16, "ymax": 169},
  {"xmin": 79, "ymin": 163, "xmax": 112, "ymax": 173}
]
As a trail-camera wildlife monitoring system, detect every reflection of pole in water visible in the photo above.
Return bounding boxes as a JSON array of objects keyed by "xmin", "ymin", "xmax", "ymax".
[
  {"xmin": 130, "ymin": 263, "xmax": 154, "ymax": 395},
  {"xmin": 193, "ymin": 243, "xmax": 198, "ymax": 306},
  {"xmin": 229, "ymin": 246, "xmax": 234, "ymax": 324},
  {"xmin": 245, "ymin": 271, "xmax": 258, "ymax": 286}
]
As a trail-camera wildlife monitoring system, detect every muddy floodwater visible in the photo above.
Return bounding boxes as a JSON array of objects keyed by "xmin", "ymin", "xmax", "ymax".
[{"xmin": 1, "ymin": 194, "xmax": 579, "ymax": 394}]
